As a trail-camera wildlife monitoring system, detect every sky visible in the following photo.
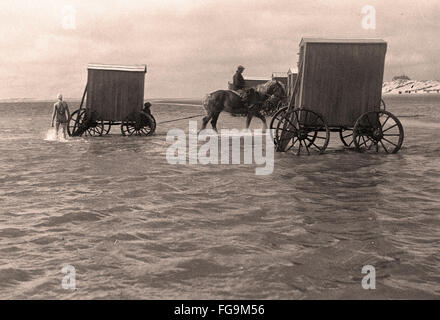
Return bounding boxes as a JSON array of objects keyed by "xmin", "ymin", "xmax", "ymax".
[{"xmin": 0, "ymin": 0, "xmax": 439, "ymax": 99}]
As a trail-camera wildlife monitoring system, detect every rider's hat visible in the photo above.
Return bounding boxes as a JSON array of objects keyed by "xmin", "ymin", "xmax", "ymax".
[{"xmin": 237, "ymin": 65, "xmax": 245, "ymax": 70}]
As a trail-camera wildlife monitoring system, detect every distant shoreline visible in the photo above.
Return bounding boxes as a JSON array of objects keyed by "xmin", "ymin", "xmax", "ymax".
[
  {"xmin": 3, "ymin": 81, "xmax": 440, "ymax": 103},
  {"xmin": 383, "ymin": 92, "xmax": 440, "ymax": 96},
  {"xmin": 0, "ymin": 98, "xmax": 203, "ymax": 104},
  {"xmin": 3, "ymin": 94, "xmax": 440, "ymax": 104},
  {"xmin": 383, "ymin": 79, "xmax": 440, "ymax": 95}
]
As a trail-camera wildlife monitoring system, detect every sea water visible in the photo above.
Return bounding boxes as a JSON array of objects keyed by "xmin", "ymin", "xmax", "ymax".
[{"xmin": 0, "ymin": 95, "xmax": 439, "ymax": 299}]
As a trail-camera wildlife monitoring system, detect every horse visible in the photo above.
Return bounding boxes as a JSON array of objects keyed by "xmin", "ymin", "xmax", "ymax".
[{"xmin": 201, "ymin": 88, "xmax": 266, "ymax": 132}]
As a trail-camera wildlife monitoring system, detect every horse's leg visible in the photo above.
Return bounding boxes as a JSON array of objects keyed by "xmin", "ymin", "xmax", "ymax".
[
  {"xmin": 201, "ymin": 114, "xmax": 212, "ymax": 132},
  {"xmin": 255, "ymin": 111, "xmax": 267, "ymax": 130},
  {"xmin": 246, "ymin": 112, "xmax": 253, "ymax": 129},
  {"xmin": 211, "ymin": 112, "xmax": 220, "ymax": 133}
]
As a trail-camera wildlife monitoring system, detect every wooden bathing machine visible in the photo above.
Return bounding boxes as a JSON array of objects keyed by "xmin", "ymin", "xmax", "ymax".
[
  {"xmin": 68, "ymin": 64, "xmax": 156, "ymax": 137},
  {"xmin": 270, "ymin": 38, "xmax": 404, "ymax": 154},
  {"xmin": 294, "ymin": 38, "xmax": 387, "ymax": 127},
  {"xmin": 86, "ymin": 64, "xmax": 147, "ymax": 122}
]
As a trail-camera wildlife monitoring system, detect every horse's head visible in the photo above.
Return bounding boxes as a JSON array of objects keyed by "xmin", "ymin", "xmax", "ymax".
[{"xmin": 267, "ymin": 81, "xmax": 286, "ymax": 99}]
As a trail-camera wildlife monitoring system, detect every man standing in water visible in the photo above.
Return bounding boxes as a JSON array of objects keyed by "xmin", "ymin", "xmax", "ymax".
[{"xmin": 51, "ymin": 93, "xmax": 70, "ymax": 139}]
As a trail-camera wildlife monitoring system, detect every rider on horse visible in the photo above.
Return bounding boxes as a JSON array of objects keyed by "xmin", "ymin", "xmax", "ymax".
[
  {"xmin": 232, "ymin": 65, "xmax": 245, "ymax": 91},
  {"xmin": 232, "ymin": 65, "xmax": 249, "ymax": 106}
]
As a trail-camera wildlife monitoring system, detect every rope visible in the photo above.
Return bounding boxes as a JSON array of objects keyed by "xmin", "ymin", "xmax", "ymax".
[{"xmin": 159, "ymin": 114, "xmax": 205, "ymax": 124}]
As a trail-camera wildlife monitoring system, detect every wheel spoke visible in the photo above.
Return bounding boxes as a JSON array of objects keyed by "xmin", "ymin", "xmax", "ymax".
[
  {"xmin": 303, "ymin": 139, "xmax": 310, "ymax": 155},
  {"xmin": 310, "ymin": 141, "xmax": 322, "ymax": 152},
  {"xmin": 380, "ymin": 140, "xmax": 389, "ymax": 153},
  {"xmin": 367, "ymin": 139, "xmax": 375, "ymax": 150},
  {"xmin": 382, "ymin": 123, "xmax": 398, "ymax": 133},
  {"xmin": 286, "ymin": 138, "xmax": 298, "ymax": 151},
  {"xmin": 141, "ymin": 127, "xmax": 151, "ymax": 135},
  {"xmin": 381, "ymin": 115, "xmax": 390, "ymax": 128},
  {"xmin": 357, "ymin": 136, "xmax": 369, "ymax": 148},
  {"xmin": 360, "ymin": 135, "xmax": 368, "ymax": 148},
  {"xmin": 382, "ymin": 137, "xmax": 398, "ymax": 147},
  {"xmin": 296, "ymin": 140, "xmax": 302, "ymax": 155},
  {"xmin": 285, "ymin": 114, "xmax": 298, "ymax": 129}
]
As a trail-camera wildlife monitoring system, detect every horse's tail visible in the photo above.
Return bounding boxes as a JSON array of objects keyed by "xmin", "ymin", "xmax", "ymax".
[{"xmin": 202, "ymin": 93, "xmax": 215, "ymax": 113}]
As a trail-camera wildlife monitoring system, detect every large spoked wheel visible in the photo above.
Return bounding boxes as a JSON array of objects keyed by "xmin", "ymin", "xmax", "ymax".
[
  {"xmin": 68, "ymin": 109, "xmax": 86, "ymax": 137},
  {"xmin": 353, "ymin": 110, "xmax": 404, "ymax": 154},
  {"xmin": 275, "ymin": 108, "xmax": 330, "ymax": 155},
  {"xmin": 269, "ymin": 106, "xmax": 288, "ymax": 145},
  {"xmin": 339, "ymin": 127, "xmax": 354, "ymax": 147},
  {"xmin": 121, "ymin": 111, "xmax": 156, "ymax": 136},
  {"xmin": 85, "ymin": 118, "xmax": 104, "ymax": 137}
]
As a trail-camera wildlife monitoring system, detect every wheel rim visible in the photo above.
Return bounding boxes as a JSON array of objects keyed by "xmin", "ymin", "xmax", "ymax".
[
  {"xmin": 380, "ymin": 99, "xmax": 386, "ymax": 111},
  {"xmin": 339, "ymin": 128, "xmax": 354, "ymax": 147},
  {"xmin": 269, "ymin": 107, "xmax": 288, "ymax": 145},
  {"xmin": 353, "ymin": 110, "xmax": 404, "ymax": 154},
  {"xmin": 103, "ymin": 122, "xmax": 112, "ymax": 135},
  {"xmin": 68, "ymin": 109, "xmax": 86, "ymax": 136},
  {"xmin": 149, "ymin": 115, "xmax": 156, "ymax": 129},
  {"xmin": 275, "ymin": 108, "xmax": 329, "ymax": 155}
]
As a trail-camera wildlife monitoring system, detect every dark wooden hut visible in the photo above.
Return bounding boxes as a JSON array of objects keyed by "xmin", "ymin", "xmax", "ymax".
[
  {"xmin": 86, "ymin": 64, "xmax": 147, "ymax": 121},
  {"xmin": 293, "ymin": 38, "xmax": 387, "ymax": 127}
]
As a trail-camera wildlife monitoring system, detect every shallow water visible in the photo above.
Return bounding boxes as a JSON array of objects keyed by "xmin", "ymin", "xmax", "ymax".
[{"xmin": 0, "ymin": 94, "xmax": 439, "ymax": 299}]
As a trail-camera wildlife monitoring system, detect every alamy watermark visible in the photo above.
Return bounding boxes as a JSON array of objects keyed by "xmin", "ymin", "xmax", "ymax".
[
  {"xmin": 61, "ymin": 265, "xmax": 76, "ymax": 290},
  {"xmin": 61, "ymin": 5, "xmax": 77, "ymax": 30},
  {"xmin": 361, "ymin": 265, "xmax": 376, "ymax": 290},
  {"xmin": 361, "ymin": 5, "xmax": 376, "ymax": 30},
  {"xmin": 166, "ymin": 121, "xmax": 274, "ymax": 175}
]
